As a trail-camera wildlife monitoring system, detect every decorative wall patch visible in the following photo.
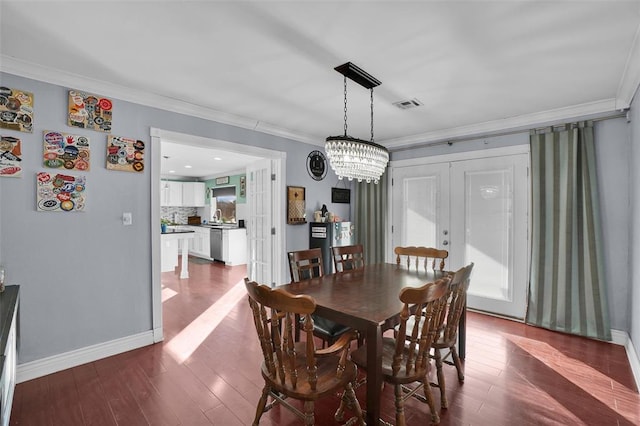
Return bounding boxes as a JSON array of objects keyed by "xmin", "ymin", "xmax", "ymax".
[
  {"xmin": 0, "ymin": 87, "xmax": 33, "ymax": 133},
  {"xmin": 43, "ymin": 130, "xmax": 90, "ymax": 171},
  {"xmin": 287, "ymin": 186, "xmax": 306, "ymax": 225},
  {"xmin": 0, "ymin": 136, "xmax": 23, "ymax": 177},
  {"xmin": 36, "ymin": 171, "xmax": 86, "ymax": 212},
  {"xmin": 106, "ymin": 135, "xmax": 144, "ymax": 172},
  {"xmin": 67, "ymin": 89, "xmax": 113, "ymax": 133}
]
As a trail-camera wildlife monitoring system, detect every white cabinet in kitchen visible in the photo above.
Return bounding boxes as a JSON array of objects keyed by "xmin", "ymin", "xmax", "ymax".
[
  {"xmin": 161, "ymin": 181, "xmax": 205, "ymax": 207},
  {"xmin": 222, "ymin": 228, "xmax": 247, "ymax": 265},
  {"xmin": 161, "ymin": 181, "xmax": 183, "ymax": 206},
  {"xmin": 186, "ymin": 226, "xmax": 210, "ymax": 259},
  {"xmin": 182, "ymin": 182, "xmax": 205, "ymax": 207}
]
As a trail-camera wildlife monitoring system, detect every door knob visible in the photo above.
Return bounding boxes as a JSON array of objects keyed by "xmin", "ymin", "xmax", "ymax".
[{"xmin": 443, "ymin": 240, "xmax": 449, "ymax": 246}]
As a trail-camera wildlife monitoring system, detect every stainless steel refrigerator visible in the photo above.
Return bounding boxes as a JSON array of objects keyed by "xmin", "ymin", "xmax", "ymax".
[{"xmin": 309, "ymin": 221, "xmax": 355, "ymax": 274}]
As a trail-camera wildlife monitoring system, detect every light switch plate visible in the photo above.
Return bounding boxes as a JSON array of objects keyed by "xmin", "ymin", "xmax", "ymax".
[{"xmin": 123, "ymin": 212, "xmax": 132, "ymax": 226}]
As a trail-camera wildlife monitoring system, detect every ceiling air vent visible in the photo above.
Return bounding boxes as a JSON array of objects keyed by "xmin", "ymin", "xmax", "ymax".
[{"xmin": 393, "ymin": 98, "xmax": 423, "ymax": 110}]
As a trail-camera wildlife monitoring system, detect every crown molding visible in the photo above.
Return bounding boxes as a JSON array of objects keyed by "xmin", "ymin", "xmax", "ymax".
[
  {"xmin": 0, "ymin": 55, "xmax": 320, "ymax": 146},
  {"xmin": 384, "ymin": 98, "xmax": 620, "ymax": 149},
  {"xmin": 2, "ymin": 55, "xmax": 631, "ymax": 151}
]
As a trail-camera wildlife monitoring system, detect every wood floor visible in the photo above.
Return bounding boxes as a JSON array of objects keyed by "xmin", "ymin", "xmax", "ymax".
[{"xmin": 10, "ymin": 259, "xmax": 640, "ymax": 425}]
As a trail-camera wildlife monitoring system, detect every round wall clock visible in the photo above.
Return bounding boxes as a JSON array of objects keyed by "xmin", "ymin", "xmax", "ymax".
[{"xmin": 307, "ymin": 150, "xmax": 327, "ymax": 181}]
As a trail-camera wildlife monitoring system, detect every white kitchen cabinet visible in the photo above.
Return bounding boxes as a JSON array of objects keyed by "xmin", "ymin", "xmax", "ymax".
[
  {"xmin": 161, "ymin": 181, "xmax": 205, "ymax": 207},
  {"xmin": 182, "ymin": 182, "xmax": 205, "ymax": 207},
  {"xmin": 185, "ymin": 226, "xmax": 210, "ymax": 259},
  {"xmin": 222, "ymin": 228, "xmax": 247, "ymax": 265},
  {"xmin": 161, "ymin": 181, "xmax": 183, "ymax": 206}
]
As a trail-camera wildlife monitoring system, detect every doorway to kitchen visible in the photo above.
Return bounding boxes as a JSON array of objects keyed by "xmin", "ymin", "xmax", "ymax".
[{"xmin": 150, "ymin": 127, "xmax": 286, "ymax": 343}]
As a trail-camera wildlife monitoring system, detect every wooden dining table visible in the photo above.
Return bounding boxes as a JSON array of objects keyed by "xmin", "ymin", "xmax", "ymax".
[{"xmin": 279, "ymin": 262, "xmax": 455, "ymax": 425}]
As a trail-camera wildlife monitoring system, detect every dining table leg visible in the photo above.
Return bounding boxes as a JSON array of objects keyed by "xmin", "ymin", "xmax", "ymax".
[{"xmin": 365, "ymin": 324, "xmax": 383, "ymax": 425}]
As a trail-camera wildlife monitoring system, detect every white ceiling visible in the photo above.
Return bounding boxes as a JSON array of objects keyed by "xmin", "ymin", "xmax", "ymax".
[
  {"xmin": 2, "ymin": 1, "xmax": 640, "ymax": 177},
  {"xmin": 161, "ymin": 140, "xmax": 263, "ymax": 179}
]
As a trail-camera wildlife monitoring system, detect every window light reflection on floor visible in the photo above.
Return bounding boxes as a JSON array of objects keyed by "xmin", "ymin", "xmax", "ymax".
[
  {"xmin": 164, "ymin": 278, "xmax": 247, "ymax": 363},
  {"xmin": 504, "ymin": 333, "xmax": 640, "ymax": 424}
]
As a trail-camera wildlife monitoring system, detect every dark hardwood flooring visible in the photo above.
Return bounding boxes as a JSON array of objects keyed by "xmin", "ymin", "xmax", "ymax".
[{"xmin": 10, "ymin": 259, "xmax": 639, "ymax": 425}]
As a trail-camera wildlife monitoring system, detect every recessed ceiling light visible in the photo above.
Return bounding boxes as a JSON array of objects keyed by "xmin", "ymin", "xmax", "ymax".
[
  {"xmin": 185, "ymin": 165, "xmax": 192, "ymax": 169},
  {"xmin": 169, "ymin": 170, "xmax": 175, "ymax": 173},
  {"xmin": 214, "ymin": 157, "xmax": 222, "ymax": 161}
]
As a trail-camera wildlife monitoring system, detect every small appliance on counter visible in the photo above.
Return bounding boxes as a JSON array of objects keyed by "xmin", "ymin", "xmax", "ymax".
[{"xmin": 188, "ymin": 215, "xmax": 201, "ymax": 225}]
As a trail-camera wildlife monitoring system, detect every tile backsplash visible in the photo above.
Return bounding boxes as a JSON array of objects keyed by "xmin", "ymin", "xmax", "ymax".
[{"xmin": 161, "ymin": 206, "xmax": 198, "ymax": 224}]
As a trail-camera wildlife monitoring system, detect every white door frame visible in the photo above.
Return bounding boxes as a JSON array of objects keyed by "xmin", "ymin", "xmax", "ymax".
[{"xmin": 150, "ymin": 127, "xmax": 286, "ymax": 342}]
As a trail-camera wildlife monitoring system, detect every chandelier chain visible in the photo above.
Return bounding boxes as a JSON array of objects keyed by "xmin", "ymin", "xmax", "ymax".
[
  {"xmin": 370, "ymin": 88, "xmax": 374, "ymax": 142},
  {"xmin": 343, "ymin": 76, "xmax": 348, "ymax": 136}
]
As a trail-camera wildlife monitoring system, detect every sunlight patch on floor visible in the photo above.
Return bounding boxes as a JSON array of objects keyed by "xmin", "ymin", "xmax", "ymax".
[
  {"xmin": 505, "ymin": 333, "xmax": 640, "ymax": 424},
  {"xmin": 165, "ymin": 279, "xmax": 246, "ymax": 363},
  {"xmin": 161, "ymin": 286, "xmax": 178, "ymax": 302}
]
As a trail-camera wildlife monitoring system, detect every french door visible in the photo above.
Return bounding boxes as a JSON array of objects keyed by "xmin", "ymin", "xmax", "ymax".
[
  {"xmin": 392, "ymin": 151, "xmax": 529, "ymax": 319},
  {"xmin": 246, "ymin": 158, "xmax": 281, "ymax": 286}
]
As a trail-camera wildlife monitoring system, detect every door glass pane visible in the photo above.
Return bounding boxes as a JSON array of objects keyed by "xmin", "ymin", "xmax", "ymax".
[
  {"xmin": 403, "ymin": 177, "xmax": 438, "ymax": 247},
  {"xmin": 464, "ymin": 169, "xmax": 512, "ymax": 301}
]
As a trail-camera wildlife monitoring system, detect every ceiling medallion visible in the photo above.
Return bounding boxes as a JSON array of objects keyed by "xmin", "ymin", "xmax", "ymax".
[{"xmin": 325, "ymin": 62, "xmax": 389, "ymax": 184}]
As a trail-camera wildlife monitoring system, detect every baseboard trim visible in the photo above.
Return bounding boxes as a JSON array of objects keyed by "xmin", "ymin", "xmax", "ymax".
[
  {"xmin": 16, "ymin": 331, "xmax": 155, "ymax": 383},
  {"xmin": 623, "ymin": 333, "xmax": 640, "ymax": 391}
]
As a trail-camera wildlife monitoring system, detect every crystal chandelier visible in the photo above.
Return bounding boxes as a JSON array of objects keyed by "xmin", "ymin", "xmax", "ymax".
[{"xmin": 325, "ymin": 62, "xmax": 389, "ymax": 184}]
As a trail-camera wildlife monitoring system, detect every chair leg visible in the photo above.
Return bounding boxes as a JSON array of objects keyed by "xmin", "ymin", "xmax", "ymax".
[
  {"xmin": 253, "ymin": 385, "xmax": 270, "ymax": 426},
  {"xmin": 421, "ymin": 378, "xmax": 440, "ymax": 424},
  {"xmin": 451, "ymin": 346, "xmax": 464, "ymax": 382},
  {"xmin": 335, "ymin": 382, "xmax": 365, "ymax": 425},
  {"xmin": 394, "ymin": 384, "xmax": 407, "ymax": 426},
  {"xmin": 303, "ymin": 400, "xmax": 315, "ymax": 425},
  {"xmin": 433, "ymin": 349, "xmax": 448, "ymax": 408}
]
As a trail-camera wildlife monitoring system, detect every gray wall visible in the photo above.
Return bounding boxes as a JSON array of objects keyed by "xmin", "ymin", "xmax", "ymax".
[
  {"xmin": 391, "ymin": 117, "xmax": 631, "ymax": 332},
  {"xmin": 0, "ymin": 72, "xmax": 350, "ymax": 364}
]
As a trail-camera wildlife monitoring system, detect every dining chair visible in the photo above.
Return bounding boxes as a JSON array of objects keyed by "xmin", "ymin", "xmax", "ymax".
[
  {"xmin": 244, "ymin": 278, "xmax": 365, "ymax": 426},
  {"xmin": 288, "ymin": 248, "xmax": 352, "ymax": 347},
  {"xmin": 430, "ymin": 262, "xmax": 474, "ymax": 408},
  {"xmin": 344, "ymin": 276, "xmax": 451, "ymax": 425},
  {"xmin": 394, "ymin": 246, "xmax": 449, "ymax": 272},
  {"xmin": 332, "ymin": 244, "xmax": 365, "ymax": 272}
]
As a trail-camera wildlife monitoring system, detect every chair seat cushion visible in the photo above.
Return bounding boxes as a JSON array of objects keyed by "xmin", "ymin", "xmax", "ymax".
[{"xmin": 311, "ymin": 313, "xmax": 351, "ymax": 337}]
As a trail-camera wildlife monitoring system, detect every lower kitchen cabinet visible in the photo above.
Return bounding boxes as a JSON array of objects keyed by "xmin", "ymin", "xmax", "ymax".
[
  {"xmin": 222, "ymin": 228, "xmax": 247, "ymax": 266},
  {"xmin": 188, "ymin": 226, "xmax": 211, "ymax": 259}
]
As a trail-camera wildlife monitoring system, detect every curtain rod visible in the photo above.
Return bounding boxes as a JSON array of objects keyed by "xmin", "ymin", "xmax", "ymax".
[{"xmin": 390, "ymin": 111, "xmax": 628, "ymax": 153}]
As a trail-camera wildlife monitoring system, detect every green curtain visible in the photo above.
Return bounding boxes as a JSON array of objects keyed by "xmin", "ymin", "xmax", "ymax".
[
  {"xmin": 354, "ymin": 169, "xmax": 388, "ymax": 264},
  {"xmin": 527, "ymin": 121, "xmax": 611, "ymax": 341}
]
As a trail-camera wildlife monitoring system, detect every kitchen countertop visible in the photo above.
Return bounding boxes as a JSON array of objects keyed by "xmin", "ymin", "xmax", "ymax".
[{"xmin": 161, "ymin": 228, "xmax": 195, "ymax": 234}]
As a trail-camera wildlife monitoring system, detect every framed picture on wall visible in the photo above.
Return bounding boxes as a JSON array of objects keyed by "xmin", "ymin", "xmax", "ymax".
[
  {"xmin": 287, "ymin": 186, "xmax": 306, "ymax": 225},
  {"xmin": 240, "ymin": 176, "xmax": 246, "ymax": 197},
  {"xmin": 215, "ymin": 176, "xmax": 229, "ymax": 185}
]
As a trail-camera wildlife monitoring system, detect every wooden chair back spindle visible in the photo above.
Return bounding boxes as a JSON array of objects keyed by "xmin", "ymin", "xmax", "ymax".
[{"xmin": 394, "ymin": 246, "xmax": 449, "ymax": 272}]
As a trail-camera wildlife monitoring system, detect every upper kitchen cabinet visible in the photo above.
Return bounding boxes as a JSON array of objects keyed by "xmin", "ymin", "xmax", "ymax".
[
  {"xmin": 161, "ymin": 181, "xmax": 205, "ymax": 207},
  {"xmin": 161, "ymin": 181, "xmax": 183, "ymax": 206},
  {"xmin": 182, "ymin": 182, "xmax": 205, "ymax": 207}
]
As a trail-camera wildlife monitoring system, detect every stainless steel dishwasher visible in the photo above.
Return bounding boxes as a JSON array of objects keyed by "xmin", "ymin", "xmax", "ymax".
[{"xmin": 210, "ymin": 228, "xmax": 223, "ymax": 261}]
